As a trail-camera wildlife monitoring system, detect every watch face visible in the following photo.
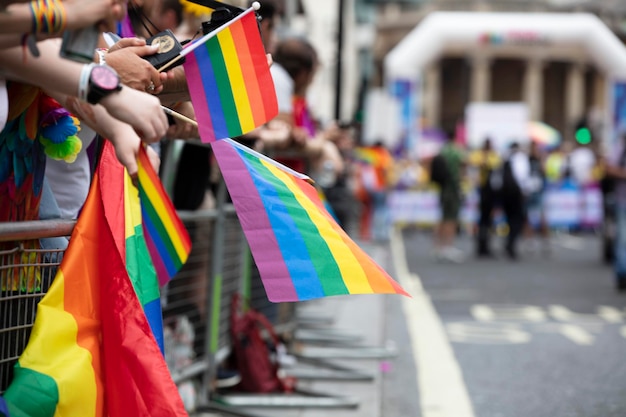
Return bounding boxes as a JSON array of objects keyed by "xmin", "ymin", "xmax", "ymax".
[{"xmin": 91, "ymin": 66, "xmax": 119, "ymax": 89}]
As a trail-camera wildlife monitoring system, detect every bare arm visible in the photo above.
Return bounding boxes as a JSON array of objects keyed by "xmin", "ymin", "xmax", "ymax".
[{"xmin": 1, "ymin": 39, "xmax": 168, "ymax": 142}]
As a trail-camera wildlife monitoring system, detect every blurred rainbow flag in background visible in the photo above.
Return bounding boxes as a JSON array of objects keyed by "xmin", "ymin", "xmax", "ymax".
[
  {"xmin": 212, "ymin": 139, "xmax": 409, "ymax": 302},
  {"xmin": 183, "ymin": 6, "xmax": 277, "ymax": 142},
  {"xmin": 0, "ymin": 144, "xmax": 189, "ymax": 417}
]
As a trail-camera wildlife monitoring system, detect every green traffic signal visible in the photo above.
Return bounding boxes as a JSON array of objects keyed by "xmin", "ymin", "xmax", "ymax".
[{"xmin": 575, "ymin": 127, "xmax": 592, "ymax": 144}]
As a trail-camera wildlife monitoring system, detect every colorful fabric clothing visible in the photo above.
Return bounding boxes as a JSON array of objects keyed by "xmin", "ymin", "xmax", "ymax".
[{"xmin": 0, "ymin": 82, "xmax": 80, "ymax": 291}]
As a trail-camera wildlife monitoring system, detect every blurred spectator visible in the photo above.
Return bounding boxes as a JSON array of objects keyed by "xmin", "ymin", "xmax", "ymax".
[
  {"xmin": 433, "ymin": 132, "xmax": 465, "ymax": 262},
  {"xmin": 269, "ymin": 37, "xmax": 326, "ymax": 172},
  {"xmin": 569, "ymin": 140, "xmax": 597, "ymax": 187},
  {"xmin": 468, "ymin": 137, "xmax": 501, "ymax": 257},
  {"xmin": 523, "ymin": 141, "xmax": 549, "ymax": 253},
  {"xmin": 501, "ymin": 142, "xmax": 530, "ymax": 260},
  {"xmin": 355, "ymin": 141, "xmax": 393, "ymax": 242},
  {"xmin": 369, "ymin": 141, "xmax": 393, "ymax": 242},
  {"xmin": 545, "ymin": 142, "xmax": 571, "ymax": 183},
  {"xmin": 315, "ymin": 123, "xmax": 357, "ymax": 230}
]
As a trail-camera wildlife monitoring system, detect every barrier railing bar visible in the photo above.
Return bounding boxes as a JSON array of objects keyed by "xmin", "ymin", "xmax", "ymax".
[
  {"xmin": 0, "ymin": 220, "xmax": 75, "ymax": 241},
  {"xmin": 201, "ymin": 178, "xmax": 228, "ymax": 405}
]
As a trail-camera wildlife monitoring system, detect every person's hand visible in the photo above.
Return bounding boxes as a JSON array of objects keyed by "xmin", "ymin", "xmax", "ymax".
[
  {"xmin": 291, "ymin": 126, "xmax": 309, "ymax": 148},
  {"xmin": 160, "ymin": 66, "xmax": 188, "ymax": 94},
  {"xmin": 164, "ymin": 101, "xmax": 198, "ymax": 140},
  {"xmin": 100, "ymin": 87, "xmax": 168, "ymax": 143},
  {"xmin": 107, "ymin": 126, "xmax": 161, "ymax": 183},
  {"xmin": 322, "ymin": 122, "xmax": 343, "ymax": 143},
  {"xmin": 107, "ymin": 124, "xmax": 144, "ymax": 180},
  {"xmin": 258, "ymin": 119, "xmax": 290, "ymax": 149},
  {"xmin": 106, "ymin": 38, "xmax": 163, "ymax": 93}
]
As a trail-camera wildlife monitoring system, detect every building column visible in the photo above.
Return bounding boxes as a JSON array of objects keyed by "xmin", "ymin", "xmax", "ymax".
[
  {"xmin": 523, "ymin": 59, "xmax": 544, "ymax": 121},
  {"xmin": 470, "ymin": 55, "xmax": 491, "ymax": 103},
  {"xmin": 565, "ymin": 63, "xmax": 586, "ymax": 135},
  {"xmin": 592, "ymin": 71, "xmax": 605, "ymax": 112},
  {"xmin": 423, "ymin": 63, "xmax": 441, "ymax": 128}
]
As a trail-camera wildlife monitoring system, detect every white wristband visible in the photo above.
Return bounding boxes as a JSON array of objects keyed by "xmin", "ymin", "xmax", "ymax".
[{"xmin": 78, "ymin": 63, "xmax": 95, "ymax": 102}]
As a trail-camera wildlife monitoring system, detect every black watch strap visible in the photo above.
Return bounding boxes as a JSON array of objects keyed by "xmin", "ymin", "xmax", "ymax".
[{"xmin": 86, "ymin": 66, "xmax": 122, "ymax": 105}]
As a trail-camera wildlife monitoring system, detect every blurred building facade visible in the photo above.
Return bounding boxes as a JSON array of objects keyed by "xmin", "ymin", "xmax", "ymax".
[{"xmin": 372, "ymin": 0, "xmax": 626, "ymax": 140}]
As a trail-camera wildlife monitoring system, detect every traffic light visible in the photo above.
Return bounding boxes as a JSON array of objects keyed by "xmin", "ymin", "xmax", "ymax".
[
  {"xmin": 575, "ymin": 119, "xmax": 592, "ymax": 145},
  {"xmin": 575, "ymin": 127, "xmax": 592, "ymax": 144}
]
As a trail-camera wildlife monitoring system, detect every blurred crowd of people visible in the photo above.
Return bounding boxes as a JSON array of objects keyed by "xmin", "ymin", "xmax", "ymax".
[{"xmin": 425, "ymin": 131, "xmax": 611, "ymax": 264}]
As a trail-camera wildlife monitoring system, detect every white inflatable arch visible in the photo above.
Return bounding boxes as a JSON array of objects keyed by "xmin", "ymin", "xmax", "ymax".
[
  {"xmin": 380, "ymin": 12, "xmax": 626, "ymax": 153},
  {"xmin": 384, "ymin": 12, "xmax": 626, "ymax": 79}
]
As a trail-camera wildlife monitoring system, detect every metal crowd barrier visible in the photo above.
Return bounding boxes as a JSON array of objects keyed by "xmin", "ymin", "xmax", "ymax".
[{"xmin": 0, "ymin": 220, "xmax": 74, "ymax": 393}]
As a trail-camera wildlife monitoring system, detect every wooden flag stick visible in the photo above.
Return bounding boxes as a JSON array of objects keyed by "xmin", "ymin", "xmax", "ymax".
[
  {"xmin": 158, "ymin": 54, "xmax": 184, "ymax": 73},
  {"xmin": 162, "ymin": 106, "xmax": 198, "ymax": 126}
]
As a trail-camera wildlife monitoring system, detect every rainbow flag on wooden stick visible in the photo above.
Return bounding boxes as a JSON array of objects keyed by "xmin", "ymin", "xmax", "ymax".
[
  {"xmin": 212, "ymin": 139, "xmax": 410, "ymax": 302},
  {"xmin": 137, "ymin": 145, "xmax": 191, "ymax": 287},
  {"xmin": 182, "ymin": 5, "xmax": 277, "ymax": 142},
  {"xmin": 0, "ymin": 143, "xmax": 187, "ymax": 416}
]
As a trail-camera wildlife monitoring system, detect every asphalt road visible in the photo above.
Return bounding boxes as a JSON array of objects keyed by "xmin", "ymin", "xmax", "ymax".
[{"xmin": 401, "ymin": 228, "xmax": 626, "ymax": 417}]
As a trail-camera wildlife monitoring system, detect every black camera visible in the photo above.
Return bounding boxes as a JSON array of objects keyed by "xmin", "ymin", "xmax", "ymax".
[
  {"xmin": 202, "ymin": 8, "xmax": 237, "ymax": 35},
  {"xmin": 143, "ymin": 29, "xmax": 185, "ymax": 70}
]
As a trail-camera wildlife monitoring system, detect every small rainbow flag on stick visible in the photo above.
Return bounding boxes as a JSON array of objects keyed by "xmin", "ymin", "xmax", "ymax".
[
  {"xmin": 136, "ymin": 145, "xmax": 191, "ymax": 287},
  {"xmin": 182, "ymin": 4, "xmax": 278, "ymax": 142},
  {"xmin": 212, "ymin": 139, "xmax": 410, "ymax": 302}
]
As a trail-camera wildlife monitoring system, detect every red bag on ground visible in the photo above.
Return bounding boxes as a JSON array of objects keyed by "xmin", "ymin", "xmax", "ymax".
[{"xmin": 228, "ymin": 294, "xmax": 293, "ymax": 393}]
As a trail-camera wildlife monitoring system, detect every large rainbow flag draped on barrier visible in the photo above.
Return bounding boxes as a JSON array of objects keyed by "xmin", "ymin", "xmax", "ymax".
[
  {"xmin": 0, "ymin": 143, "xmax": 189, "ymax": 417},
  {"xmin": 182, "ymin": 6, "xmax": 278, "ymax": 143},
  {"xmin": 212, "ymin": 139, "xmax": 409, "ymax": 302}
]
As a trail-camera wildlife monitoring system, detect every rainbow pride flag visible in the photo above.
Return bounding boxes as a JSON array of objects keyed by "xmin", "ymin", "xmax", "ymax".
[
  {"xmin": 136, "ymin": 145, "xmax": 191, "ymax": 287},
  {"xmin": 183, "ymin": 6, "xmax": 277, "ymax": 142},
  {"xmin": 212, "ymin": 139, "xmax": 409, "ymax": 302},
  {"xmin": 0, "ymin": 144, "xmax": 187, "ymax": 417}
]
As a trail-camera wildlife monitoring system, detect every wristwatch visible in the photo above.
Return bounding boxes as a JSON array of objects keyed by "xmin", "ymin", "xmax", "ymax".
[{"xmin": 87, "ymin": 64, "xmax": 122, "ymax": 105}]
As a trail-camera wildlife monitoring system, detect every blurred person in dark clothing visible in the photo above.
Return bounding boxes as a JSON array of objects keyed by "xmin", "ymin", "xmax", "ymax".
[
  {"xmin": 501, "ymin": 142, "xmax": 530, "ymax": 260},
  {"xmin": 469, "ymin": 137, "xmax": 501, "ymax": 257}
]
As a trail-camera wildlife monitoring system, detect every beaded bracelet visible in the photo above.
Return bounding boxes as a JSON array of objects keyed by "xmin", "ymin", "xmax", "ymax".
[{"xmin": 30, "ymin": 0, "xmax": 67, "ymax": 34}]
